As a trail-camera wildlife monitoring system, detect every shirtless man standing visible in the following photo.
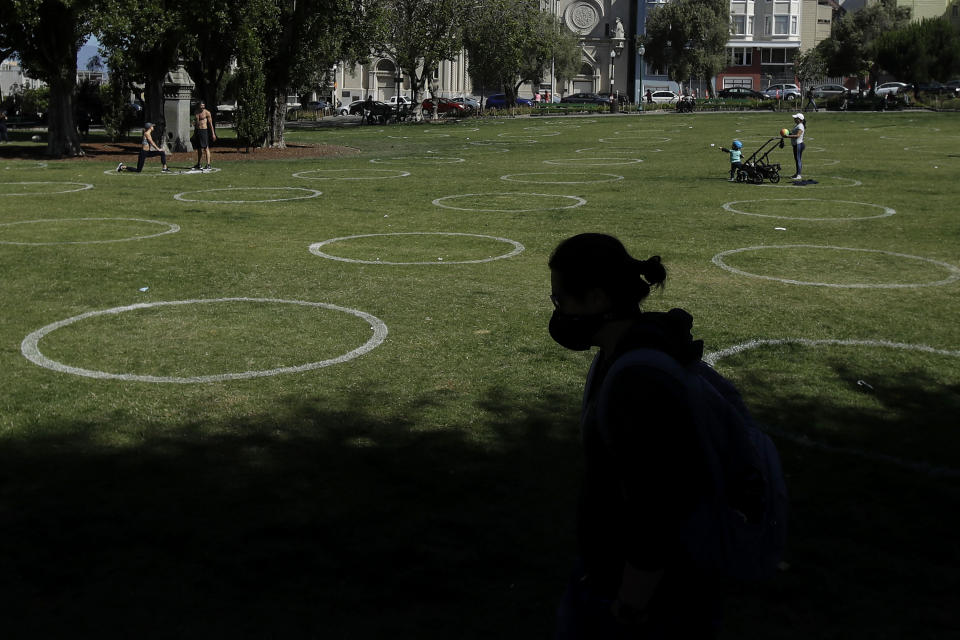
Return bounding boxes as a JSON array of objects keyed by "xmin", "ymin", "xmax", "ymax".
[{"xmin": 192, "ymin": 101, "xmax": 216, "ymax": 171}]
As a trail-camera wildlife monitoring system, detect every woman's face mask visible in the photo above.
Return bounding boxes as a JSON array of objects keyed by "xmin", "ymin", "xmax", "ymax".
[{"xmin": 548, "ymin": 308, "xmax": 607, "ymax": 351}]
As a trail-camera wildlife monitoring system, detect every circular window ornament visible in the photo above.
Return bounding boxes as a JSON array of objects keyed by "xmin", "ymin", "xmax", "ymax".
[
  {"xmin": 309, "ymin": 232, "xmax": 524, "ymax": 265},
  {"xmin": 567, "ymin": 1, "xmax": 601, "ymax": 34},
  {"xmin": 20, "ymin": 298, "xmax": 388, "ymax": 383},
  {"xmin": 0, "ymin": 218, "xmax": 180, "ymax": 245}
]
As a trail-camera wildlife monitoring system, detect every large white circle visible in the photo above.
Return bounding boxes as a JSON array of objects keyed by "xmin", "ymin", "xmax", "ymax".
[
  {"xmin": 293, "ymin": 168, "xmax": 410, "ymax": 180},
  {"xmin": 544, "ymin": 157, "xmax": 642, "ymax": 166},
  {"xmin": 712, "ymin": 245, "xmax": 960, "ymax": 288},
  {"xmin": 599, "ymin": 136, "xmax": 670, "ymax": 143},
  {"xmin": 0, "ymin": 181, "xmax": 93, "ymax": 196},
  {"xmin": 432, "ymin": 192, "xmax": 586, "ymax": 212},
  {"xmin": 370, "ymin": 156, "xmax": 464, "ymax": 164},
  {"xmin": 577, "ymin": 146, "xmax": 662, "ymax": 154},
  {"xmin": 721, "ymin": 199, "xmax": 894, "ymax": 221},
  {"xmin": 21, "ymin": 298, "xmax": 388, "ymax": 383},
  {"xmin": 309, "ymin": 232, "xmax": 525, "ymax": 264},
  {"xmin": 704, "ymin": 338, "xmax": 960, "ymax": 476},
  {"xmin": 755, "ymin": 176, "xmax": 863, "ymax": 189},
  {"xmin": 1, "ymin": 161, "xmax": 48, "ymax": 170},
  {"xmin": 102, "ymin": 167, "xmax": 222, "ymax": 176},
  {"xmin": 0, "ymin": 218, "xmax": 180, "ymax": 245},
  {"xmin": 173, "ymin": 187, "xmax": 322, "ymax": 203},
  {"xmin": 498, "ymin": 131, "xmax": 560, "ymax": 138},
  {"xmin": 500, "ymin": 172, "xmax": 623, "ymax": 184}
]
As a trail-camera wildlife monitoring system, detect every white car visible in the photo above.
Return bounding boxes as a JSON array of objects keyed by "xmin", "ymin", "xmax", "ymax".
[
  {"xmin": 386, "ymin": 96, "xmax": 412, "ymax": 106},
  {"xmin": 763, "ymin": 83, "xmax": 801, "ymax": 101},
  {"xmin": 649, "ymin": 90, "xmax": 679, "ymax": 104},
  {"xmin": 876, "ymin": 82, "xmax": 908, "ymax": 96}
]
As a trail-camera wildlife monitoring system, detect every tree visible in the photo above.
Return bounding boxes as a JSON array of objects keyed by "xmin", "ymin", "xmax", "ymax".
[
  {"xmin": 257, "ymin": 0, "xmax": 376, "ymax": 148},
  {"xmin": 0, "ymin": 0, "xmax": 97, "ymax": 157},
  {"xmin": 794, "ymin": 48, "xmax": 828, "ymax": 90},
  {"xmin": 233, "ymin": 21, "xmax": 267, "ymax": 149},
  {"xmin": 876, "ymin": 18, "xmax": 960, "ymax": 87},
  {"xmin": 95, "ymin": 0, "xmax": 189, "ymax": 147},
  {"xmin": 641, "ymin": 0, "xmax": 729, "ymax": 94},
  {"xmin": 463, "ymin": 0, "xmax": 569, "ymax": 105},
  {"xmin": 551, "ymin": 19, "xmax": 582, "ymax": 96},
  {"xmin": 815, "ymin": 0, "xmax": 912, "ymax": 90},
  {"xmin": 374, "ymin": 0, "xmax": 467, "ymax": 120}
]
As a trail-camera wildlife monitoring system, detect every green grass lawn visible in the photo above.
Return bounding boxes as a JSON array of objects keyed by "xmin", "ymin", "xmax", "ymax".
[{"xmin": 1, "ymin": 110, "xmax": 958, "ymax": 637}]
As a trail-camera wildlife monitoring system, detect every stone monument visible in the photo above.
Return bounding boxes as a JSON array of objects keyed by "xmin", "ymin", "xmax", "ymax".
[{"xmin": 163, "ymin": 64, "xmax": 195, "ymax": 153}]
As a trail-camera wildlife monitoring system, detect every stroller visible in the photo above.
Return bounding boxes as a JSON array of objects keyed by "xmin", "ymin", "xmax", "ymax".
[{"xmin": 736, "ymin": 137, "xmax": 784, "ymax": 184}]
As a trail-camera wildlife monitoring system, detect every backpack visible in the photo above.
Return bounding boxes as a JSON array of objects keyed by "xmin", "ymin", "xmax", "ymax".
[{"xmin": 596, "ymin": 348, "xmax": 788, "ymax": 582}]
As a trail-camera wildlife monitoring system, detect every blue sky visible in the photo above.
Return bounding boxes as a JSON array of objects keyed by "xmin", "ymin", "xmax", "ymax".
[{"xmin": 78, "ymin": 36, "xmax": 101, "ymax": 69}]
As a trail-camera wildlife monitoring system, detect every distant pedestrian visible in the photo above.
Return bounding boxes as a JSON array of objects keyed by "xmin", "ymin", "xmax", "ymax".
[
  {"xmin": 0, "ymin": 110, "xmax": 8, "ymax": 143},
  {"xmin": 645, "ymin": 89, "xmax": 653, "ymax": 104},
  {"xmin": 117, "ymin": 122, "xmax": 170, "ymax": 173},
  {"xmin": 535, "ymin": 91, "xmax": 542, "ymax": 106},
  {"xmin": 805, "ymin": 87, "xmax": 817, "ymax": 113},
  {"xmin": 192, "ymin": 101, "xmax": 216, "ymax": 172}
]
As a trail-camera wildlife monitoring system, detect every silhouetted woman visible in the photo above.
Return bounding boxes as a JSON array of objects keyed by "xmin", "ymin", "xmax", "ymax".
[{"xmin": 549, "ymin": 233, "xmax": 721, "ymax": 639}]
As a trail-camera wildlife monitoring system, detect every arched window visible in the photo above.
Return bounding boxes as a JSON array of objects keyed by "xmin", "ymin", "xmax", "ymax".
[
  {"xmin": 376, "ymin": 59, "xmax": 396, "ymax": 74},
  {"xmin": 579, "ymin": 63, "xmax": 594, "ymax": 77}
]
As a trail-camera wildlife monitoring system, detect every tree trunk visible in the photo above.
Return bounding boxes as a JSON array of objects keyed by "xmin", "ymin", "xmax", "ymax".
[
  {"xmin": 145, "ymin": 76, "xmax": 166, "ymax": 146},
  {"xmin": 45, "ymin": 70, "xmax": 83, "ymax": 158},
  {"xmin": 265, "ymin": 92, "xmax": 287, "ymax": 148}
]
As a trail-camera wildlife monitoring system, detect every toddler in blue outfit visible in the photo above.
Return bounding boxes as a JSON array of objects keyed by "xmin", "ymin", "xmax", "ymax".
[{"xmin": 719, "ymin": 140, "xmax": 743, "ymax": 182}]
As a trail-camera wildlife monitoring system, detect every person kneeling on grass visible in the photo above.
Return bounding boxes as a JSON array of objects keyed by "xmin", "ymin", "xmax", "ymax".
[
  {"xmin": 117, "ymin": 122, "xmax": 170, "ymax": 173},
  {"xmin": 718, "ymin": 140, "xmax": 743, "ymax": 181}
]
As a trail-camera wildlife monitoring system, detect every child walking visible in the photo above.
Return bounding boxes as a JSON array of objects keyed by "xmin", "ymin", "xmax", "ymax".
[{"xmin": 718, "ymin": 139, "xmax": 743, "ymax": 181}]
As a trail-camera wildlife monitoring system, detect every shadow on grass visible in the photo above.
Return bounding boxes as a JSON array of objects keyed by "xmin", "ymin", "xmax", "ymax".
[
  {"xmin": 2, "ymin": 379, "xmax": 958, "ymax": 638},
  {"xmin": 0, "ymin": 385, "xmax": 582, "ymax": 638}
]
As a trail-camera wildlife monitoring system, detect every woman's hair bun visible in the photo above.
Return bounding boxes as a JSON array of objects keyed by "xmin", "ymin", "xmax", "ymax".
[{"xmin": 637, "ymin": 255, "xmax": 667, "ymax": 288}]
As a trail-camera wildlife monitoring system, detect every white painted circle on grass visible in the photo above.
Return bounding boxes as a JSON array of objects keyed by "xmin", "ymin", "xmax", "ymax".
[
  {"xmin": 102, "ymin": 167, "xmax": 223, "ymax": 176},
  {"xmin": 370, "ymin": 156, "xmax": 464, "ymax": 164},
  {"xmin": 544, "ymin": 157, "xmax": 642, "ymax": 166},
  {"xmin": 600, "ymin": 136, "xmax": 670, "ymax": 143},
  {"xmin": 432, "ymin": 192, "xmax": 586, "ymax": 212},
  {"xmin": 500, "ymin": 172, "xmax": 623, "ymax": 184},
  {"xmin": 0, "ymin": 181, "xmax": 93, "ymax": 196},
  {"xmin": 173, "ymin": 187, "xmax": 322, "ymax": 203},
  {"xmin": 0, "ymin": 218, "xmax": 180, "ymax": 245},
  {"xmin": 712, "ymin": 245, "xmax": 960, "ymax": 288},
  {"xmin": 721, "ymin": 199, "xmax": 894, "ymax": 221},
  {"xmin": 576, "ymin": 147, "xmax": 662, "ymax": 154},
  {"xmin": 800, "ymin": 159, "xmax": 840, "ymax": 167},
  {"xmin": 293, "ymin": 168, "xmax": 410, "ymax": 180},
  {"xmin": 1, "ymin": 161, "xmax": 48, "ymax": 170},
  {"xmin": 309, "ymin": 232, "xmax": 524, "ymax": 264},
  {"xmin": 704, "ymin": 338, "xmax": 960, "ymax": 477},
  {"xmin": 754, "ymin": 177, "xmax": 863, "ymax": 189},
  {"xmin": 21, "ymin": 297, "xmax": 388, "ymax": 383},
  {"xmin": 498, "ymin": 131, "xmax": 560, "ymax": 138}
]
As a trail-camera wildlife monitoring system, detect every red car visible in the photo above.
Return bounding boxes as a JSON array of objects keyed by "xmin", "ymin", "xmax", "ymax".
[{"xmin": 421, "ymin": 97, "xmax": 470, "ymax": 116}]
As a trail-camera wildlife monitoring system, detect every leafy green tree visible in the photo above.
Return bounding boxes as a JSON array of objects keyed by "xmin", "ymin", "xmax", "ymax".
[
  {"xmin": 794, "ymin": 48, "xmax": 828, "ymax": 90},
  {"xmin": 257, "ymin": 0, "xmax": 376, "ymax": 147},
  {"xmin": 0, "ymin": 0, "xmax": 97, "ymax": 156},
  {"xmin": 551, "ymin": 20, "xmax": 582, "ymax": 96},
  {"xmin": 373, "ymin": 0, "xmax": 467, "ymax": 120},
  {"xmin": 463, "ymin": 0, "xmax": 570, "ymax": 105},
  {"xmin": 95, "ymin": 0, "xmax": 191, "ymax": 146},
  {"xmin": 815, "ymin": 0, "xmax": 911, "ymax": 90},
  {"xmin": 233, "ymin": 22, "xmax": 267, "ymax": 149},
  {"xmin": 876, "ymin": 17, "xmax": 960, "ymax": 87},
  {"xmin": 641, "ymin": 0, "xmax": 729, "ymax": 94}
]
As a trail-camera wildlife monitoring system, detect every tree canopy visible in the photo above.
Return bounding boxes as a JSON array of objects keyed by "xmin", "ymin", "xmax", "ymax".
[
  {"xmin": 642, "ymin": 0, "xmax": 729, "ymax": 91},
  {"xmin": 875, "ymin": 17, "xmax": 960, "ymax": 85},
  {"xmin": 815, "ymin": 0, "xmax": 912, "ymax": 86}
]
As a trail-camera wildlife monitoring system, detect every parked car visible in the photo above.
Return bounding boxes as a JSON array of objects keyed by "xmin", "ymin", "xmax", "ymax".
[
  {"xmin": 762, "ymin": 83, "xmax": 801, "ymax": 101},
  {"xmin": 914, "ymin": 81, "xmax": 958, "ymax": 96},
  {"xmin": 421, "ymin": 97, "xmax": 469, "ymax": 116},
  {"xmin": 649, "ymin": 90, "xmax": 679, "ymax": 104},
  {"xmin": 386, "ymin": 95, "xmax": 413, "ymax": 106},
  {"xmin": 339, "ymin": 99, "xmax": 366, "ymax": 116},
  {"xmin": 810, "ymin": 84, "xmax": 849, "ymax": 99},
  {"xmin": 717, "ymin": 87, "xmax": 764, "ymax": 99},
  {"xmin": 484, "ymin": 94, "xmax": 534, "ymax": 108},
  {"xmin": 451, "ymin": 96, "xmax": 480, "ymax": 111},
  {"xmin": 875, "ymin": 82, "xmax": 909, "ymax": 97},
  {"xmin": 560, "ymin": 92, "xmax": 612, "ymax": 105},
  {"xmin": 307, "ymin": 99, "xmax": 329, "ymax": 111},
  {"xmin": 217, "ymin": 102, "xmax": 237, "ymax": 112}
]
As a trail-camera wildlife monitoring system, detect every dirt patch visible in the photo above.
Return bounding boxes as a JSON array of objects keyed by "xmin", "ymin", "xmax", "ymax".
[{"xmin": 0, "ymin": 140, "xmax": 361, "ymax": 162}]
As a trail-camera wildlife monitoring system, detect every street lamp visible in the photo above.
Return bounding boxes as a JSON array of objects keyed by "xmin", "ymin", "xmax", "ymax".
[
  {"xmin": 395, "ymin": 71, "xmax": 403, "ymax": 120},
  {"xmin": 610, "ymin": 49, "xmax": 617, "ymax": 93},
  {"xmin": 637, "ymin": 43, "xmax": 645, "ymax": 111}
]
